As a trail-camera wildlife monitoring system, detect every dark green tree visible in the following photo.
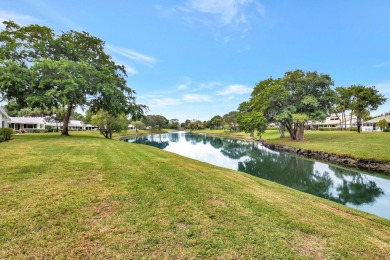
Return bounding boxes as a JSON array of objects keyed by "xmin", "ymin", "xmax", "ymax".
[
  {"xmin": 348, "ymin": 85, "xmax": 387, "ymax": 133},
  {"xmin": 0, "ymin": 21, "xmax": 144, "ymax": 136}
]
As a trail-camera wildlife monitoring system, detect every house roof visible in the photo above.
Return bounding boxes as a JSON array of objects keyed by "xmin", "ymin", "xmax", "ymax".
[
  {"xmin": 0, "ymin": 107, "xmax": 11, "ymax": 120},
  {"xmin": 9, "ymin": 117, "xmax": 46, "ymax": 124},
  {"xmin": 68, "ymin": 120, "xmax": 84, "ymax": 127},
  {"xmin": 365, "ymin": 115, "xmax": 390, "ymax": 123}
]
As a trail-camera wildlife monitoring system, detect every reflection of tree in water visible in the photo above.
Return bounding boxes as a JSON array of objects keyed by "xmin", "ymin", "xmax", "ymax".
[
  {"xmin": 220, "ymin": 139, "xmax": 252, "ymax": 159},
  {"xmin": 170, "ymin": 133, "xmax": 179, "ymax": 142},
  {"xmin": 239, "ymin": 146, "xmax": 334, "ymax": 200},
  {"xmin": 133, "ymin": 136, "xmax": 169, "ymax": 150},
  {"xmin": 239, "ymin": 144, "xmax": 384, "ymax": 206},
  {"xmin": 329, "ymin": 166, "xmax": 384, "ymax": 206}
]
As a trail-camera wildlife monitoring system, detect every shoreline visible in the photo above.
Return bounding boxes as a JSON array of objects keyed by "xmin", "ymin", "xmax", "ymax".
[{"xmin": 257, "ymin": 139, "xmax": 390, "ymax": 175}]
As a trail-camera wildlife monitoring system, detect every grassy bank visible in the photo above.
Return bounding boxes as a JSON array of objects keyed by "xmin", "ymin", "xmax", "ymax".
[
  {"xmin": 195, "ymin": 129, "xmax": 390, "ymax": 162},
  {"xmin": 1, "ymin": 133, "xmax": 389, "ymax": 258}
]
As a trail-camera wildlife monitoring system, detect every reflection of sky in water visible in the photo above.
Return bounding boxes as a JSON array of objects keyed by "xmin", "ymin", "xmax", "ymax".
[
  {"xmin": 164, "ymin": 137, "xmax": 251, "ymax": 170},
  {"xmin": 128, "ymin": 132, "xmax": 390, "ymax": 220}
]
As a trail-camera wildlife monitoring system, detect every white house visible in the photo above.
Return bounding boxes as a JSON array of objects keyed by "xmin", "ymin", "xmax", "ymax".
[
  {"xmin": 9, "ymin": 117, "xmax": 46, "ymax": 130},
  {"xmin": 309, "ymin": 114, "xmax": 357, "ymax": 129},
  {"xmin": 0, "ymin": 107, "xmax": 11, "ymax": 128},
  {"xmin": 362, "ymin": 115, "xmax": 390, "ymax": 131},
  {"xmin": 47, "ymin": 120, "xmax": 97, "ymax": 131}
]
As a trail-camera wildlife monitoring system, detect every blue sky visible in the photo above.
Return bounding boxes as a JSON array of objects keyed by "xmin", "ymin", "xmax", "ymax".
[{"xmin": 1, "ymin": 0, "xmax": 389, "ymax": 122}]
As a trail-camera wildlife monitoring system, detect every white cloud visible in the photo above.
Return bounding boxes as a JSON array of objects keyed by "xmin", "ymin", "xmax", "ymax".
[
  {"xmin": 197, "ymin": 81, "xmax": 221, "ymax": 90},
  {"xmin": 0, "ymin": 10, "xmax": 43, "ymax": 28},
  {"xmin": 147, "ymin": 98, "xmax": 182, "ymax": 107},
  {"xmin": 107, "ymin": 45, "xmax": 157, "ymax": 67},
  {"xmin": 183, "ymin": 94, "xmax": 212, "ymax": 102},
  {"xmin": 374, "ymin": 81, "xmax": 390, "ymax": 93},
  {"xmin": 217, "ymin": 84, "xmax": 252, "ymax": 95},
  {"xmin": 177, "ymin": 77, "xmax": 192, "ymax": 90},
  {"xmin": 182, "ymin": 0, "xmax": 265, "ymax": 28}
]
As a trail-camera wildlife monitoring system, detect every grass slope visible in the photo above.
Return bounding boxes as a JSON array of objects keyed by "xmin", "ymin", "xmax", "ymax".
[{"xmin": 0, "ymin": 133, "xmax": 389, "ymax": 258}]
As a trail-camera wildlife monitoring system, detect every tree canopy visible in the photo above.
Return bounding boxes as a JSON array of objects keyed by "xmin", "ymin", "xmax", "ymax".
[
  {"xmin": 241, "ymin": 70, "xmax": 335, "ymax": 141},
  {"xmin": 0, "ymin": 21, "xmax": 145, "ymax": 135}
]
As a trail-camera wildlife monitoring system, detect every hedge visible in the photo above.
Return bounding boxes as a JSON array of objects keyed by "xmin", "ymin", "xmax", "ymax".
[{"xmin": 0, "ymin": 128, "xmax": 13, "ymax": 141}]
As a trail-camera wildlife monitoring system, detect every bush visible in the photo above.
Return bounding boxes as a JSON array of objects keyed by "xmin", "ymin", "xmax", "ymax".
[
  {"xmin": 384, "ymin": 128, "xmax": 390, "ymax": 132},
  {"xmin": 45, "ymin": 125, "xmax": 54, "ymax": 132},
  {"xmin": 349, "ymin": 127, "xmax": 358, "ymax": 131},
  {"xmin": 318, "ymin": 127, "xmax": 342, "ymax": 131},
  {"xmin": 0, "ymin": 128, "xmax": 13, "ymax": 141},
  {"xmin": 26, "ymin": 129, "xmax": 48, "ymax": 133}
]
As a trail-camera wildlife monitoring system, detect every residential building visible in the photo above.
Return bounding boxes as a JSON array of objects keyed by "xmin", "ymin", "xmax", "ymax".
[
  {"xmin": 0, "ymin": 107, "xmax": 10, "ymax": 128},
  {"xmin": 309, "ymin": 114, "xmax": 357, "ymax": 129},
  {"xmin": 9, "ymin": 117, "xmax": 46, "ymax": 130},
  {"xmin": 362, "ymin": 115, "xmax": 390, "ymax": 131}
]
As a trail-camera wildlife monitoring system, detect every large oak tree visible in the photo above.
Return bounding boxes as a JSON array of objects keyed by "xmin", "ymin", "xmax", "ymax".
[{"xmin": 0, "ymin": 21, "xmax": 143, "ymax": 135}]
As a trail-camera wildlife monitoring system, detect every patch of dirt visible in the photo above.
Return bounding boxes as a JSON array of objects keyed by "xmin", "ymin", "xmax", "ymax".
[
  {"xmin": 318, "ymin": 203, "xmax": 367, "ymax": 222},
  {"xmin": 209, "ymin": 197, "xmax": 225, "ymax": 206},
  {"xmin": 290, "ymin": 231, "xmax": 325, "ymax": 259},
  {"xmin": 176, "ymin": 222, "xmax": 189, "ymax": 230}
]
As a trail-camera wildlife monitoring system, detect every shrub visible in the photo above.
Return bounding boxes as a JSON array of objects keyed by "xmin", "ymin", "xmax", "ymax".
[
  {"xmin": 318, "ymin": 127, "xmax": 342, "ymax": 131},
  {"xmin": 45, "ymin": 125, "xmax": 54, "ymax": 132},
  {"xmin": 349, "ymin": 127, "xmax": 358, "ymax": 131},
  {"xmin": 384, "ymin": 128, "xmax": 390, "ymax": 132},
  {"xmin": 0, "ymin": 128, "xmax": 13, "ymax": 141}
]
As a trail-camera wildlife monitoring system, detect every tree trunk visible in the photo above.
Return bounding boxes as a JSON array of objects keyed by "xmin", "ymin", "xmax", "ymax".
[
  {"xmin": 357, "ymin": 117, "xmax": 362, "ymax": 133},
  {"xmin": 61, "ymin": 105, "xmax": 73, "ymax": 136},
  {"xmin": 286, "ymin": 124, "xmax": 296, "ymax": 140},
  {"xmin": 296, "ymin": 122, "xmax": 305, "ymax": 141},
  {"xmin": 279, "ymin": 124, "xmax": 285, "ymax": 138}
]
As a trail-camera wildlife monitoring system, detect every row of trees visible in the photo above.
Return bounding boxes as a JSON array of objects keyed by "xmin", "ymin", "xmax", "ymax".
[
  {"xmin": 0, "ymin": 21, "xmax": 146, "ymax": 136},
  {"xmin": 237, "ymin": 70, "xmax": 387, "ymax": 141}
]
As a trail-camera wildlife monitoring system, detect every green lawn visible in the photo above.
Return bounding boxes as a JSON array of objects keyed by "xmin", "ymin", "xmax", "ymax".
[
  {"xmin": 263, "ymin": 130, "xmax": 390, "ymax": 162},
  {"xmin": 195, "ymin": 129, "xmax": 390, "ymax": 162},
  {"xmin": 0, "ymin": 133, "xmax": 389, "ymax": 258}
]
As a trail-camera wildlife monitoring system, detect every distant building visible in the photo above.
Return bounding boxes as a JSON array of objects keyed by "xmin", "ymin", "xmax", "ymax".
[
  {"xmin": 308, "ymin": 114, "xmax": 357, "ymax": 129},
  {"xmin": 9, "ymin": 117, "xmax": 46, "ymax": 130},
  {"xmin": 0, "ymin": 107, "xmax": 11, "ymax": 128},
  {"xmin": 362, "ymin": 115, "xmax": 390, "ymax": 131}
]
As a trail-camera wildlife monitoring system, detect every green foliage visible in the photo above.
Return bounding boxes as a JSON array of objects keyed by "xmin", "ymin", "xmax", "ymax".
[
  {"xmin": 237, "ymin": 111, "xmax": 267, "ymax": 138},
  {"xmin": 0, "ymin": 21, "xmax": 145, "ymax": 136},
  {"xmin": 377, "ymin": 119, "xmax": 388, "ymax": 131},
  {"xmin": 241, "ymin": 70, "xmax": 335, "ymax": 141},
  {"xmin": 383, "ymin": 128, "xmax": 390, "ymax": 132},
  {"xmin": 91, "ymin": 110, "xmax": 127, "ymax": 139},
  {"xmin": 45, "ymin": 125, "xmax": 54, "ymax": 132},
  {"xmin": 143, "ymin": 115, "xmax": 168, "ymax": 131},
  {"xmin": 318, "ymin": 127, "xmax": 343, "ymax": 131},
  {"xmin": 0, "ymin": 128, "xmax": 12, "ymax": 141},
  {"xmin": 348, "ymin": 85, "xmax": 387, "ymax": 133}
]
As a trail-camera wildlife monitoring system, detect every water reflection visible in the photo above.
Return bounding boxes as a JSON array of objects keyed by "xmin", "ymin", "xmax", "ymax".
[{"xmin": 123, "ymin": 132, "xmax": 390, "ymax": 219}]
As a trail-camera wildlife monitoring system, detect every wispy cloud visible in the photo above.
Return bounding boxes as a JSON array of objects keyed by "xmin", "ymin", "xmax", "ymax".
[
  {"xmin": 217, "ymin": 84, "xmax": 252, "ymax": 95},
  {"xmin": 374, "ymin": 81, "xmax": 390, "ymax": 93},
  {"xmin": 174, "ymin": 0, "xmax": 265, "ymax": 34},
  {"xmin": 197, "ymin": 81, "xmax": 222, "ymax": 90},
  {"xmin": 177, "ymin": 77, "xmax": 193, "ymax": 90},
  {"xmin": 148, "ymin": 97, "xmax": 182, "ymax": 107},
  {"xmin": 375, "ymin": 61, "xmax": 390, "ymax": 68},
  {"xmin": 0, "ymin": 10, "xmax": 43, "ymax": 28},
  {"xmin": 183, "ymin": 94, "xmax": 212, "ymax": 102},
  {"xmin": 107, "ymin": 45, "xmax": 157, "ymax": 67},
  {"xmin": 111, "ymin": 56, "xmax": 138, "ymax": 75},
  {"xmin": 185, "ymin": 0, "xmax": 265, "ymax": 26}
]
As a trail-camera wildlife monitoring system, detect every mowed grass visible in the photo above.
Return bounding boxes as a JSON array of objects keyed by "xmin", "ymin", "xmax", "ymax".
[
  {"xmin": 263, "ymin": 130, "xmax": 390, "ymax": 162},
  {"xmin": 195, "ymin": 129, "xmax": 390, "ymax": 162},
  {"xmin": 0, "ymin": 133, "xmax": 389, "ymax": 258}
]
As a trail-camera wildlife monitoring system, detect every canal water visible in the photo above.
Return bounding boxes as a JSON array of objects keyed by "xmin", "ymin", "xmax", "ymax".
[{"xmin": 124, "ymin": 131, "xmax": 390, "ymax": 219}]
